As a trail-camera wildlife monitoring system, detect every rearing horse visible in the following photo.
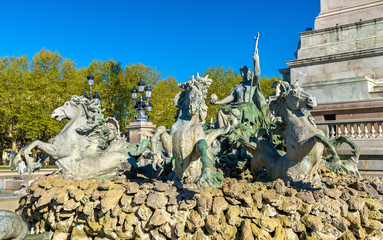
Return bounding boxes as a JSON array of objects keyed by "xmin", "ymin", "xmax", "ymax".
[
  {"xmin": 147, "ymin": 73, "xmax": 229, "ymax": 188},
  {"xmin": 13, "ymin": 96, "xmax": 141, "ymax": 180},
  {"xmin": 241, "ymin": 82, "xmax": 340, "ymax": 185}
]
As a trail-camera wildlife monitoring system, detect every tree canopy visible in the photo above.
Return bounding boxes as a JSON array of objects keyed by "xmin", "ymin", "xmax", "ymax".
[{"xmin": 0, "ymin": 49, "xmax": 281, "ymax": 161}]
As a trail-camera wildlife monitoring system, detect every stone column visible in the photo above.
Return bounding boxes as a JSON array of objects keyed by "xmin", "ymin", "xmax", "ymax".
[{"xmin": 126, "ymin": 121, "xmax": 156, "ymax": 144}]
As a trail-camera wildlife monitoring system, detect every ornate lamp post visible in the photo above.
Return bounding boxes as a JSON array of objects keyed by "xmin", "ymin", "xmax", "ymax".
[{"xmin": 130, "ymin": 79, "xmax": 153, "ymax": 121}]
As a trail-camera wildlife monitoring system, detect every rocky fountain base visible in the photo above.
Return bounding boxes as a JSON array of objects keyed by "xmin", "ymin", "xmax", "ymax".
[{"xmin": 17, "ymin": 167, "xmax": 383, "ymax": 240}]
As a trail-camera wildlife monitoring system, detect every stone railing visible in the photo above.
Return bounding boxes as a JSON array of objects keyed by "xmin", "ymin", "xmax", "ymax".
[{"xmin": 316, "ymin": 118, "xmax": 383, "ymax": 139}]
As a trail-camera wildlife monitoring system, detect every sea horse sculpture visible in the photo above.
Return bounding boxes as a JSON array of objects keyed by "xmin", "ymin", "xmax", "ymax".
[
  {"xmin": 149, "ymin": 73, "xmax": 229, "ymax": 188},
  {"xmin": 13, "ymin": 95, "xmax": 145, "ymax": 180},
  {"xmin": 240, "ymin": 82, "xmax": 341, "ymax": 185}
]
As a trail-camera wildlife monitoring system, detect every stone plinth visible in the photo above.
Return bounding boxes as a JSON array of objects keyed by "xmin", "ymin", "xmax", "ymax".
[
  {"xmin": 126, "ymin": 121, "xmax": 156, "ymax": 144},
  {"xmin": 287, "ymin": 17, "xmax": 383, "ymax": 104},
  {"xmin": 315, "ymin": 0, "xmax": 383, "ymax": 30}
]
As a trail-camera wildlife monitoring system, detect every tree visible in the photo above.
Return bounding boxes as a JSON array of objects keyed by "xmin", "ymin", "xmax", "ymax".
[
  {"xmin": 259, "ymin": 76, "xmax": 282, "ymax": 98},
  {"xmin": 149, "ymin": 76, "xmax": 179, "ymax": 129},
  {"xmin": 203, "ymin": 66, "xmax": 242, "ymax": 123}
]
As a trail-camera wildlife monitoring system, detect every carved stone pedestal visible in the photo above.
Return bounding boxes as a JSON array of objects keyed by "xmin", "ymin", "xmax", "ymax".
[{"xmin": 126, "ymin": 121, "xmax": 156, "ymax": 144}]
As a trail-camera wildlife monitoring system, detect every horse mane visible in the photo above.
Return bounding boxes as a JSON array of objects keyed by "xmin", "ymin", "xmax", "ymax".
[
  {"xmin": 68, "ymin": 95, "xmax": 105, "ymax": 133},
  {"xmin": 173, "ymin": 73, "xmax": 212, "ymax": 124}
]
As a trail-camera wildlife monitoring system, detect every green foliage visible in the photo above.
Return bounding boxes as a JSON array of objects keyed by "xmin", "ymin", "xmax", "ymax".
[
  {"xmin": 259, "ymin": 76, "xmax": 282, "ymax": 98},
  {"xmin": 149, "ymin": 76, "xmax": 179, "ymax": 129},
  {"xmin": 204, "ymin": 66, "xmax": 242, "ymax": 123},
  {"xmin": 0, "ymin": 49, "xmax": 282, "ymax": 154}
]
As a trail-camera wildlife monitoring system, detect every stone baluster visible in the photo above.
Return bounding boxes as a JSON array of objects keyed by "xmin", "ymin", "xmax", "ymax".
[
  {"xmin": 344, "ymin": 124, "xmax": 349, "ymax": 137},
  {"xmin": 350, "ymin": 125, "xmax": 355, "ymax": 138},
  {"xmin": 337, "ymin": 125, "xmax": 342, "ymax": 137},
  {"xmin": 364, "ymin": 124, "xmax": 369, "ymax": 138},
  {"xmin": 357, "ymin": 124, "xmax": 362, "ymax": 138},
  {"xmin": 330, "ymin": 125, "xmax": 336, "ymax": 139},
  {"xmin": 371, "ymin": 123, "xmax": 376, "ymax": 138},
  {"xmin": 378, "ymin": 122, "xmax": 383, "ymax": 138}
]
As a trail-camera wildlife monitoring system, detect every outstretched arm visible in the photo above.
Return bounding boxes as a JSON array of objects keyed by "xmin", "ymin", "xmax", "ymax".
[
  {"xmin": 253, "ymin": 33, "xmax": 261, "ymax": 85},
  {"xmin": 210, "ymin": 90, "xmax": 235, "ymax": 105}
]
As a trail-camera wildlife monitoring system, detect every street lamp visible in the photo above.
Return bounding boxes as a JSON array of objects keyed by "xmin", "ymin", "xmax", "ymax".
[
  {"xmin": 130, "ymin": 79, "xmax": 153, "ymax": 121},
  {"xmin": 87, "ymin": 74, "xmax": 94, "ymax": 100}
]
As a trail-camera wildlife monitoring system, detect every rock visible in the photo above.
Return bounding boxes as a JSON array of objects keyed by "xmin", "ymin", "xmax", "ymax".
[
  {"xmin": 219, "ymin": 222, "xmax": 237, "ymax": 240},
  {"xmin": 179, "ymin": 199, "xmax": 196, "ymax": 210},
  {"xmin": 147, "ymin": 209, "xmax": 170, "ymax": 227},
  {"xmin": 222, "ymin": 179, "xmax": 239, "ymax": 198},
  {"xmin": 313, "ymin": 189, "xmax": 325, "ymax": 201},
  {"xmin": 324, "ymin": 188, "xmax": 342, "ymax": 199},
  {"xmin": 126, "ymin": 182, "xmax": 140, "ymax": 194},
  {"xmin": 63, "ymin": 199, "xmax": 80, "ymax": 211},
  {"xmin": 274, "ymin": 224, "xmax": 285, "ymax": 240},
  {"xmin": 277, "ymin": 214, "xmax": 291, "ymax": 228},
  {"xmin": 146, "ymin": 192, "xmax": 168, "ymax": 209},
  {"xmin": 174, "ymin": 221, "xmax": 185, "ymax": 238},
  {"xmin": 340, "ymin": 230, "xmax": 357, "ymax": 240},
  {"xmin": 225, "ymin": 196, "xmax": 241, "ymax": 205},
  {"xmin": 368, "ymin": 208, "xmax": 382, "ymax": 220},
  {"xmin": 35, "ymin": 190, "xmax": 55, "ymax": 208},
  {"xmin": 301, "ymin": 214, "xmax": 323, "ymax": 232},
  {"xmin": 273, "ymin": 178, "xmax": 286, "ymax": 194},
  {"xmin": 253, "ymin": 215, "xmax": 278, "ymax": 233},
  {"xmin": 153, "ymin": 182, "xmax": 169, "ymax": 192},
  {"xmin": 159, "ymin": 223, "xmax": 172, "ymax": 238},
  {"xmin": 250, "ymin": 223, "xmax": 272, "ymax": 240},
  {"xmin": 298, "ymin": 202, "xmax": 312, "ymax": 215},
  {"xmin": 150, "ymin": 229, "xmax": 167, "ymax": 240},
  {"xmin": 365, "ymin": 198, "xmax": 382, "ymax": 211},
  {"xmin": 186, "ymin": 210, "xmax": 205, "ymax": 232},
  {"xmin": 371, "ymin": 182, "xmax": 383, "ymax": 195},
  {"xmin": 284, "ymin": 228, "xmax": 299, "ymax": 240},
  {"xmin": 205, "ymin": 215, "xmax": 220, "ymax": 234},
  {"xmin": 101, "ymin": 189, "xmax": 124, "ymax": 213},
  {"xmin": 226, "ymin": 205, "xmax": 241, "ymax": 226},
  {"xmin": 262, "ymin": 189, "xmax": 281, "ymax": 207},
  {"xmin": 346, "ymin": 211, "xmax": 361, "ymax": 229},
  {"xmin": 51, "ymin": 230, "xmax": 70, "ymax": 240},
  {"xmin": 71, "ymin": 224, "xmax": 91, "ymax": 240},
  {"xmin": 212, "ymin": 196, "xmax": 229, "ymax": 215},
  {"xmin": 136, "ymin": 204, "xmax": 152, "ymax": 221},
  {"xmin": 261, "ymin": 204, "xmax": 277, "ymax": 217},
  {"xmin": 279, "ymin": 197, "xmax": 302, "ymax": 214},
  {"xmin": 196, "ymin": 191, "xmax": 213, "ymax": 217},
  {"xmin": 56, "ymin": 216, "xmax": 74, "ymax": 233},
  {"xmin": 296, "ymin": 191, "xmax": 315, "ymax": 204},
  {"xmin": 240, "ymin": 219, "xmax": 254, "ymax": 240},
  {"xmin": 252, "ymin": 192, "xmax": 263, "ymax": 209},
  {"xmin": 332, "ymin": 216, "xmax": 350, "ymax": 232},
  {"xmin": 133, "ymin": 190, "xmax": 147, "ymax": 205},
  {"xmin": 321, "ymin": 224, "xmax": 343, "ymax": 239},
  {"xmin": 338, "ymin": 198, "xmax": 349, "ymax": 217},
  {"xmin": 347, "ymin": 196, "xmax": 365, "ymax": 212},
  {"xmin": 115, "ymin": 225, "xmax": 134, "ymax": 239},
  {"xmin": 368, "ymin": 219, "xmax": 383, "ymax": 230},
  {"xmin": 322, "ymin": 198, "xmax": 341, "ymax": 217}
]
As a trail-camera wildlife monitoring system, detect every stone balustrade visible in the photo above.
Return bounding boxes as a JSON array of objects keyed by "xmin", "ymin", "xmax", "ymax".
[{"xmin": 316, "ymin": 118, "xmax": 383, "ymax": 139}]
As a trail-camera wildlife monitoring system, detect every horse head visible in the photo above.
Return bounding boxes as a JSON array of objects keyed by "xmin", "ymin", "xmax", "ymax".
[
  {"xmin": 278, "ymin": 82, "xmax": 317, "ymax": 111},
  {"xmin": 52, "ymin": 95, "xmax": 104, "ymax": 133},
  {"xmin": 176, "ymin": 73, "xmax": 212, "ymax": 123},
  {"xmin": 51, "ymin": 96, "xmax": 86, "ymax": 121}
]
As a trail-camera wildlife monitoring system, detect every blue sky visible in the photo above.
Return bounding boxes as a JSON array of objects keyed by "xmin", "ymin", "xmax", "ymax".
[{"xmin": 0, "ymin": 0, "xmax": 319, "ymax": 82}]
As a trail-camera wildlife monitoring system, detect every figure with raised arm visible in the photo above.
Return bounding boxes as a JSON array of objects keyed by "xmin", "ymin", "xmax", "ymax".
[{"xmin": 210, "ymin": 34, "xmax": 269, "ymax": 130}]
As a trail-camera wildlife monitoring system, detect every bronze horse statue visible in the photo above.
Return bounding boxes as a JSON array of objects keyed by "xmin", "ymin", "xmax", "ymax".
[{"xmin": 240, "ymin": 82, "xmax": 358, "ymax": 185}]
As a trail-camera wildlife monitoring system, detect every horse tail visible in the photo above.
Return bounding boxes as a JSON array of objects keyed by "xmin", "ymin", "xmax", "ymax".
[{"xmin": 206, "ymin": 124, "xmax": 230, "ymax": 147}]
